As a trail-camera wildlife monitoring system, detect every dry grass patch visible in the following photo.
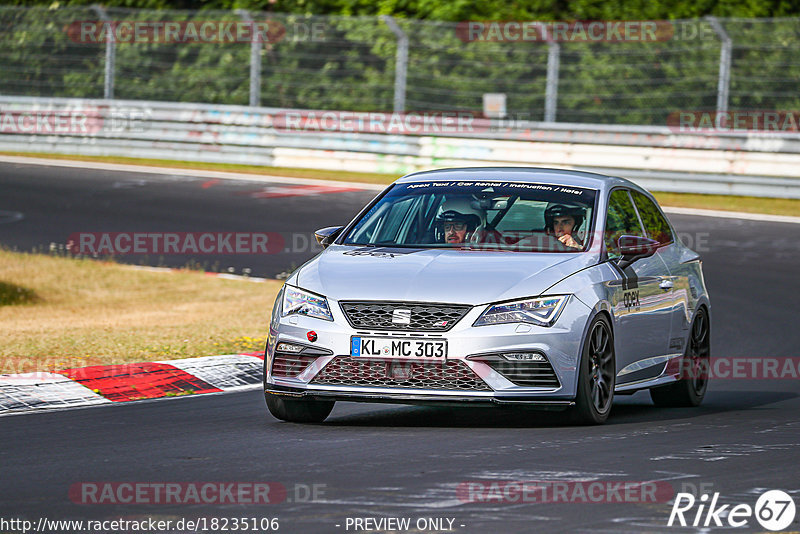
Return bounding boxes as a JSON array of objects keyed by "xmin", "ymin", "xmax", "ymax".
[{"xmin": 0, "ymin": 249, "xmax": 282, "ymax": 374}]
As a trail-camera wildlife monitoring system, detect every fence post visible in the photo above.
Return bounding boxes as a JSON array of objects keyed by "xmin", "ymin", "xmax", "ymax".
[
  {"xmin": 706, "ymin": 16, "xmax": 732, "ymax": 115},
  {"xmin": 542, "ymin": 24, "xmax": 560, "ymax": 123},
  {"xmin": 92, "ymin": 5, "xmax": 115, "ymax": 100},
  {"xmin": 382, "ymin": 16, "xmax": 408, "ymax": 113},
  {"xmin": 237, "ymin": 10, "xmax": 262, "ymax": 107}
]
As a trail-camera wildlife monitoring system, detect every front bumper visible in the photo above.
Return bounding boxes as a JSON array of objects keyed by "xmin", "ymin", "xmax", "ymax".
[
  {"xmin": 265, "ymin": 383, "xmax": 574, "ymax": 410},
  {"xmin": 265, "ymin": 295, "xmax": 592, "ymax": 406}
]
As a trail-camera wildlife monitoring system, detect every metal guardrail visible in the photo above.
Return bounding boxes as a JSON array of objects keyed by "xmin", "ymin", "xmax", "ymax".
[{"xmin": 1, "ymin": 96, "xmax": 799, "ymax": 198}]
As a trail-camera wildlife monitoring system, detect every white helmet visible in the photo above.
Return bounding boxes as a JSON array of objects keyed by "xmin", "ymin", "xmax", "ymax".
[{"xmin": 435, "ymin": 198, "xmax": 485, "ymax": 232}]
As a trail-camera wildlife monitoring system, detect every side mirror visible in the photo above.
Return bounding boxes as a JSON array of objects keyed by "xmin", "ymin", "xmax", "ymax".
[
  {"xmin": 616, "ymin": 235, "xmax": 659, "ymax": 269},
  {"xmin": 314, "ymin": 226, "xmax": 344, "ymax": 248}
]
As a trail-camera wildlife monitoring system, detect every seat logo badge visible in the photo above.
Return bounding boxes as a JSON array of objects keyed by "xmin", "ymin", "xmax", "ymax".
[{"xmin": 392, "ymin": 309, "xmax": 412, "ymax": 325}]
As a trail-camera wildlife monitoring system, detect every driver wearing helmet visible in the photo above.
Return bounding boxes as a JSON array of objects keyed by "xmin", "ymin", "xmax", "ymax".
[
  {"xmin": 436, "ymin": 198, "xmax": 483, "ymax": 245},
  {"xmin": 544, "ymin": 203, "xmax": 585, "ymax": 250}
]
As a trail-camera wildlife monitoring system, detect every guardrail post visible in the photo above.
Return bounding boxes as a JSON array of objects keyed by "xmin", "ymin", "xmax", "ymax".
[
  {"xmin": 237, "ymin": 9, "xmax": 262, "ymax": 107},
  {"xmin": 92, "ymin": 5, "xmax": 115, "ymax": 100},
  {"xmin": 382, "ymin": 16, "xmax": 408, "ymax": 113},
  {"xmin": 706, "ymin": 16, "xmax": 732, "ymax": 116},
  {"xmin": 542, "ymin": 25, "xmax": 560, "ymax": 123}
]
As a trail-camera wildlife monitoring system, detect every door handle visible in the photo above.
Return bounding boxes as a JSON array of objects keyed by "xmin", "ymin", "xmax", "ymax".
[{"xmin": 659, "ymin": 280, "xmax": 674, "ymax": 290}]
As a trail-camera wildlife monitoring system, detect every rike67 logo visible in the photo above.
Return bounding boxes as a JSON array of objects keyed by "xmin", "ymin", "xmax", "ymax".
[{"xmin": 668, "ymin": 489, "xmax": 796, "ymax": 531}]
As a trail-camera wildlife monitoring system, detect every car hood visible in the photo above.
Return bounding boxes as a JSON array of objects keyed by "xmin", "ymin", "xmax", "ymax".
[{"xmin": 293, "ymin": 245, "xmax": 597, "ymax": 305}]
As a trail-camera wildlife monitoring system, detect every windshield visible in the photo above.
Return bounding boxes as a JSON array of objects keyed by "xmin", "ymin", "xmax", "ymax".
[{"xmin": 342, "ymin": 181, "xmax": 597, "ymax": 252}]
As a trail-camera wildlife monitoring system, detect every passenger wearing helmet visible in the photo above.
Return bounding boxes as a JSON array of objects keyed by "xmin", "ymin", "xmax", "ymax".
[
  {"xmin": 544, "ymin": 203, "xmax": 584, "ymax": 250},
  {"xmin": 435, "ymin": 198, "xmax": 483, "ymax": 245}
]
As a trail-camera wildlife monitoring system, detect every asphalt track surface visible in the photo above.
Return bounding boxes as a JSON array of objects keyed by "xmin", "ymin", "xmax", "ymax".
[{"xmin": 2, "ymin": 161, "xmax": 800, "ymax": 533}]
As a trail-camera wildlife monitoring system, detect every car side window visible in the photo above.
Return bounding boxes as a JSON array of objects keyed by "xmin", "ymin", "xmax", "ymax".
[
  {"xmin": 631, "ymin": 191, "xmax": 674, "ymax": 244},
  {"xmin": 349, "ymin": 197, "xmax": 411, "ymax": 244},
  {"xmin": 605, "ymin": 189, "xmax": 646, "ymax": 259}
]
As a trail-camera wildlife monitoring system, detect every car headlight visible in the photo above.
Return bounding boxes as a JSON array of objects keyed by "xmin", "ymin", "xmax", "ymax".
[
  {"xmin": 474, "ymin": 295, "xmax": 569, "ymax": 327},
  {"xmin": 282, "ymin": 286, "xmax": 333, "ymax": 321}
]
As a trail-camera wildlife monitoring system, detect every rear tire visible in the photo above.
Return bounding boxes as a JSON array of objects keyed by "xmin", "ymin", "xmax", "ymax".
[
  {"xmin": 571, "ymin": 314, "xmax": 615, "ymax": 425},
  {"xmin": 265, "ymin": 394, "xmax": 334, "ymax": 423},
  {"xmin": 650, "ymin": 307, "xmax": 710, "ymax": 407}
]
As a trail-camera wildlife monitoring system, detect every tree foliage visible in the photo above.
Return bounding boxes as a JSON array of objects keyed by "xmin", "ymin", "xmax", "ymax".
[
  {"xmin": 0, "ymin": 4, "xmax": 797, "ymax": 125},
  {"xmin": 1, "ymin": 0, "xmax": 799, "ymax": 18}
]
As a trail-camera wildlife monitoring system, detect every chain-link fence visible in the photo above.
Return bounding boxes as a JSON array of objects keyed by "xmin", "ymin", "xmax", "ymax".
[{"xmin": 1, "ymin": 7, "xmax": 799, "ymax": 126}]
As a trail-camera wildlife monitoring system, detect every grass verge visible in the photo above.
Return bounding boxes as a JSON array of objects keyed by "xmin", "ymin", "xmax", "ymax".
[
  {"xmin": 0, "ymin": 249, "xmax": 282, "ymax": 374},
  {"xmin": 2, "ymin": 151, "xmax": 798, "ymax": 217},
  {"xmin": 651, "ymin": 191, "xmax": 799, "ymax": 217}
]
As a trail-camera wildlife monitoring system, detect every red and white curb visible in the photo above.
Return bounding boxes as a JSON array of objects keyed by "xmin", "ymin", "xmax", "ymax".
[{"xmin": 0, "ymin": 352, "xmax": 265, "ymax": 416}]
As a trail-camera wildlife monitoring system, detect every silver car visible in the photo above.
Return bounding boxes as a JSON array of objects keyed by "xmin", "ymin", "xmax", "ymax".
[{"xmin": 264, "ymin": 167, "xmax": 711, "ymax": 424}]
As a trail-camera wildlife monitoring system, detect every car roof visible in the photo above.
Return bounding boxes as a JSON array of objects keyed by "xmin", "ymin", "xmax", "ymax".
[{"xmin": 395, "ymin": 167, "xmax": 642, "ymax": 194}]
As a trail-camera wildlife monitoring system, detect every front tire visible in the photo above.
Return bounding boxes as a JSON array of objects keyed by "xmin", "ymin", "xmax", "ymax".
[
  {"xmin": 265, "ymin": 394, "xmax": 334, "ymax": 423},
  {"xmin": 571, "ymin": 314, "xmax": 615, "ymax": 425},
  {"xmin": 650, "ymin": 307, "xmax": 710, "ymax": 407}
]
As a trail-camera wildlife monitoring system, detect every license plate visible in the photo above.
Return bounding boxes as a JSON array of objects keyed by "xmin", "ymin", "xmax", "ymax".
[{"xmin": 351, "ymin": 336, "xmax": 447, "ymax": 360}]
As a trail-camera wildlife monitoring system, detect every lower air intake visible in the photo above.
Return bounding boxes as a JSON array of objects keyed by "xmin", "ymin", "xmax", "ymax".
[
  {"xmin": 483, "ymin": 357, "xmax": 561, "ymax": 388},
  {"xmin": 271, "ymin": 354, "xmax": 316, "ymax": 378},
  {"xmin": 311, "ymin": 356, "xmax": 491, "ymax": 391}
]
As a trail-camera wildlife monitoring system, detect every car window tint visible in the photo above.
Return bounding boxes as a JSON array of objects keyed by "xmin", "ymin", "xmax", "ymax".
[
  {"xmin": 375, "ymin": 197, "xmax": 416, "ymax": 243},
  {"xmin": 631, "ymin": 191, "xmax": 674, "ymax": 244},
  {"xmin": 605, "ymin": 189, "xmax": 645, "ymax": 258},
  {"xmin": 349, "ymin": 197, "xmax": 410, "ymax": 243},
  {"xmin": 495, "ymin": 200, "xmax": 547, "ymax": 231},
  {"xmin": 341, "ymin": 182, "xmax": 597, "ymax": 252}
]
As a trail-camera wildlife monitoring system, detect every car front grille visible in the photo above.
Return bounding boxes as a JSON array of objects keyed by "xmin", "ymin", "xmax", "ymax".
[
  {"xmin": 311, "ymin": 356, "xmax": 491, "ymax": 391},
  {"xmin": 484, "ymin": 358, "xmax": 561, "ymax": 388},
  {"xmin": 339, "ymin": 301, "xmax": 471, "ymax": 332}
]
